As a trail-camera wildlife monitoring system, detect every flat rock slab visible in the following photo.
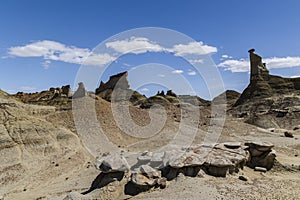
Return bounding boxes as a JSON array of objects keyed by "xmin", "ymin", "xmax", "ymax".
[
  {"xmin": 224, "ymin": 142, "xmax": 242, "ymax": 149},
  {"xmin": 245, "ymin": 141, "xmax": 274, "ymax": 152},
  {"xmin": 95, "ymin": 153, "xmax": 130, "ymax": 173}
]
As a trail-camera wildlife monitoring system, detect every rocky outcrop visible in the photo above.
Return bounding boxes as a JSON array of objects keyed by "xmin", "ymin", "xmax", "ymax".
[
  {"xmin": 88, "ymin": 141, "xmax": 275, "ymax": 198},
  {"xmin": 231, "ymin": 49, "xmax": 300, "ymax": 129},
  {"xmin": 95, "ymin": 152, "xmax": 130, "ymax": 173},
  {"xmin": 84, "ymin": 141, "xmax": 276, "ymax": 198},
  {"xmin": 166, "ymin": 90, "xmax": 177, "ymax": 97},
  {"xmin": 95, "ymin": 71, "xmax": 146, "ymax": 104},
  {"xmin": 245, "ymin": 141, "xmax": 276, "ymax": 170},
  {"xmin": 61, "ymin": 85, "xmax": 72, "ymax": 97},
  {"xmin": 140, "ymin": 92, "xmax": 209, "ymax": 109},
  {"xmin": 234, "ymin": 49, "xmax": 300, "ymax": 106},
  {"xmin": 95, "ymin": 71, "xmax": 130, "ymax": 95},
  {"xmin": 12, "ymin": 85, "xmax": 73, "ymax": 109},
  {"xmin": 72, "ymin": 82, "xmax": 87, "ymax": 98}
]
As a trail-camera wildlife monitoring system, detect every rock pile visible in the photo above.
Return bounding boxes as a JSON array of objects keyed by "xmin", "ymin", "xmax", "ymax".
[
  {"xmin": 245, "ymin": 141, "xmax": 276, "ymax": 171},
  {"xmin": 63, "ymin": 141, "xmax": 276, "ymax": 199},
  {"xmin": 91, "ymin": 142, "xmax": 261, "ymax": 196}
]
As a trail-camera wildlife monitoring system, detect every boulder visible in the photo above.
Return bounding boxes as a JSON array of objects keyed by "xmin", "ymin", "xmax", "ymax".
[
  {"xmin": 239, "ymin": 175, "xmax": 248, "ymax": 181},
  {"xmin": 284, "ymin": 131, "xmax": 294, "ymax": 138},
  {"xmin": 95, "ymin": 152, "xmax": 130, "ymax": 173},
  {"xmin": 137, "ymin": 151, "xmax": 153, "ymax": 163},
  {"xmin": 168, "ymin": 151, "xmax": 206, "ymax": 168},
  {"xmin": 150, "ymin": 152, "xmax": 165, "ymax": 168},
  {"xmin": 248, "ymin": 150, "xmax": 276, "ymax": 170},
  {"xmin": 245, "ymin": 141, "xmax": 274, "ymax": 152},
  {"xmin": 245, "ymin": 142, "xmax": 276, "ymax": 170},
  {"xmin": 131, "ymin": 173, "xmax": 157, "ymax": 187},
  {"xmin": 61, "ymin": 85, "xmax": 71, "ymax": 97},
  {"xmin": 139, "ymin": 165, "xmax": 161, "ymax": 178}
]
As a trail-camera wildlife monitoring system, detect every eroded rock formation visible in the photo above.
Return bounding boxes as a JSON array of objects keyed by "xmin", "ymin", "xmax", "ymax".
[
  {"xmin": 95, "ymin": 71, "xmax": 146, "ymax": 104},
  {"xmin": 73, "ymin": 82, "xmax": 87, "ymax": 98},
  {"xmin": 79, "ymin": 141, "xmax": 275, "ymax": 198},
  {"xmin": 235, "ymin": 49, "xmax": 300, "ymax": 106},
  {"xmin": 95, "ymin": 72, "xmax": 130, "ymax": 95},
  {"xmin": 232, "ymin": 49, "xmax": 300, "ymax": 129}
]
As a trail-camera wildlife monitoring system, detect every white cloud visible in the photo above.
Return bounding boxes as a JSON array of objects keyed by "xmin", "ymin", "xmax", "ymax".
[
  {"xmin": 7, "ymin": 38, "xmax": 218, "ymax": 68},
  {"xmin": 140, "ymin": 87, "xmax": 149, "ymax": 92},
  {"xmin": 218, "ymin": 56, "xmax": 300, "ymax": 73},
  {"xmin": 105, "ymin": 38, "xmax": 217, "ymax": 56},
  {"xmin": 123, "ymin": 63, "xmax": 132, "ymax": 67},
  {"xmin": 290, "ymin": 75, "xmax": 300, "ymax": 78},
  {"xmin": 83, "ymin": 53, "xmax": 116, "ymax": 66},
  {"xmin": 187, "ymin": 71, "xmax": 196, "ymax": 76},
  {"xmin": 218, "ymin": 59, "xmax": 249, "ymax": 72},
  {"xmin": 188, "ymin": 59, "xmax": 204, "ymax": 64},
  {"xmin": 221, "ymin": 54, "xmax": 229, "ymax": 59},
  {"xmin": 42, "ymin": 60, "xmax": 51, "ymax": 69},
  {"xmin": 105, "ymin": 37, "xmax": 165, "ymax": 54},
  {"xmin": 172, "ymin": 70, "xmax": 184, "ymax": 74},
  {"xmin": 158, "ymin": 74, "xmax": 165, "ymax": 77},
  {"xmin": 264, "ymin": 57, "xmax": 300, "ymax": 69},
  {"xmin": 170, "ymin": 41, "xmax": 217, "ymax": 56},
  {"xmin": 8, "ymin": 40, "xmax": 116, "ymax": 67}
]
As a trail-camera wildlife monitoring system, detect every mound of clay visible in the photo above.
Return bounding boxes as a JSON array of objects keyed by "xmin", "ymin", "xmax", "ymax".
[{"xmin": 0, "ymin": 93, "xmax": 88, "ymax": 197}]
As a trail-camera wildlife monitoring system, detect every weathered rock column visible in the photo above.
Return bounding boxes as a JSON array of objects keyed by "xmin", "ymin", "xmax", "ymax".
[{"xmin": 248, "ymin": 48, "xmax": 269, "ymax": 83}]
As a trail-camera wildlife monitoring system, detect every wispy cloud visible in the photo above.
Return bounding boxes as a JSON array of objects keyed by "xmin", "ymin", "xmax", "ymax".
[
  {"xmin": 170, "ymin": 41, "xmax": 217, "ymax": 56},
  {"xmin": 172, "ymin": 69, "xmax": 184, "ymax": 74},
  {"xmin": 105, "ymin": 37, "xmax": 164, "ymax": 54},
  {"xmin": 123, "ymin": 63, "xmax": 133, "ymax": 67},
  {"xmin": 105, "ymin": 37, "xmax": 217, "ymax": 56},
  {"xmin": 42, "ymin": 60, "xmax": 51, "ymax": 69},
  {"xmin": 187, "ymin": 71, "xmax": 196, "ymax": 76},
  {"xmin": 7, "ymin": 38, "xmax": 217, "ymax": 68},
  {"xmin": 221, "ymin": 54, "xmax": 232, "ymax": 59},
  {"xmin": 140, "ymin": 87, "xmax": 149, "ymax": 92},
  {"xmin": 158, "ymin": 74, "xmax": 165, "ymax": 77},
  {"xmin": 218, "ymin": 56, "xmax": 300, "ymax": 73},
  {"xmin": 188, "ymin": 59, "xmax": 204, "ymax": 64},
  {"xmin": 8, "ymin": 40, "xmax": 116, "ymax": 66}
]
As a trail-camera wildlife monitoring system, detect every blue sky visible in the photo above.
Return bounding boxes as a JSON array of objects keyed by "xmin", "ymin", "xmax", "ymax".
[{"xmin": 1, "ymin": 0, "xmax": 300, "ymax": 99}]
